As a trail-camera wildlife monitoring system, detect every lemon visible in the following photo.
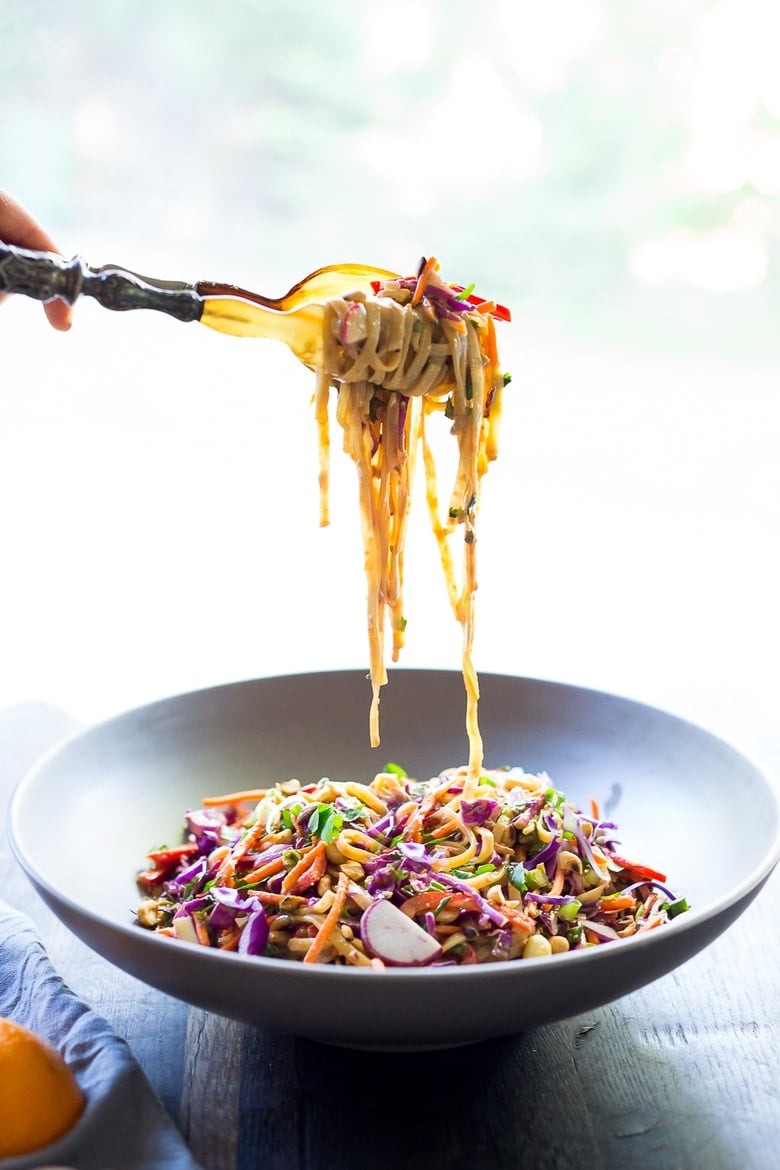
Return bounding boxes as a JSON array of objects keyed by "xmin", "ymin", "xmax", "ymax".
[{"xmin": 0, "ymin": 1015, "xmax": 85, "ymax": 1158}]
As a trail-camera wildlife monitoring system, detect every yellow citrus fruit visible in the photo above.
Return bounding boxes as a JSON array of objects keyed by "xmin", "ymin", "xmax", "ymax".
[{"xmin": 0, "ymin": 1015, "xmax": 85, "ymax": 1158}]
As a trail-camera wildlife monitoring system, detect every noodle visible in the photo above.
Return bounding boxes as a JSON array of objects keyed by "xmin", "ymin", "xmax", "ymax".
[
  {"xmin": 134, "ymin": 265, "xmax": 691, "ymax": 968},
  {"xmin": 136, "ymin": 765, "xmax": 688, "ymax": 966},
  {"xmin": 313, "ymin": 260, "xmax": 508, "ymax": 780}
]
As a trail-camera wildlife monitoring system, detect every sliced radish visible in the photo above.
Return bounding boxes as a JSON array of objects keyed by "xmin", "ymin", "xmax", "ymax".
[
  {"xmin": 360, "ymin": 898, "xmax": 443, "ymax": 967},
  {"xmin": 172, "ymin": 915, "xmax": 199, "ymax": 945}
]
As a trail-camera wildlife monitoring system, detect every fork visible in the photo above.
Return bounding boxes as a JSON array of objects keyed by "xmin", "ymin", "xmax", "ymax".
[{"xmin": 0, "ymin": 242, "xmax": 397, "ymax": 368}]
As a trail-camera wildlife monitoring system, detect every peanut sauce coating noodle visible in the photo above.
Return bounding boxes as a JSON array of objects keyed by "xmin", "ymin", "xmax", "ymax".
[{"xmin": 314, "ymin": 260, "xmax": 507, "ymax": 781}]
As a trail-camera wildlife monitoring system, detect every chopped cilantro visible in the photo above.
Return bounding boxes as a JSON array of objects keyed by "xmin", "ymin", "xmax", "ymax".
[
  {"xmin": 342, "ymin": 804, "xmax": 365, "ymax": 823},
  {"xmin": 308, "ymin": 802, "xmax": 343, "ymax": 844}
]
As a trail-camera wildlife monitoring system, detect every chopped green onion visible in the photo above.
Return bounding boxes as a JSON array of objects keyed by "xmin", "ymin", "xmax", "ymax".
[
  {"xmin": 384, "ymin": 762, "xmax": 407, "ymax": 778},
  {"xmin": 663, "ymin": 897, "xmax": 690, "ymax": 919},
  {"xmin": 454, "ymin": 282, "xmax": 475, "ymax": 301},
  {"xmin": 281, "ymin": 805, "xmax": 301, "ymax": 832},
  {"xmin": 524, "ymin": 865, "xmax": 549, "ymax": 891},
  {"xmin": 558, "ymin": 899, "xmax": 581, "ymax": 922}
]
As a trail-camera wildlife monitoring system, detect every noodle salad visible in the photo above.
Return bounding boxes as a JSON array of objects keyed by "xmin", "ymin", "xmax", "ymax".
[
  {"xmin": 314, "ymin": 258, "xmax": 510, "ymax": 765},
  {"xmin": 136, "ymin": 764, "xmax": 688, "ymax": 967}
]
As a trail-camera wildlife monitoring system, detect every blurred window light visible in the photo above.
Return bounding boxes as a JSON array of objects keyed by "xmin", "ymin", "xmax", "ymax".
[
  {"xmin": 630, "ymin": 226, "xmax": 768, "ymax": 294},
  {"xmin": 73, "ymin": 95, "xmax": 118, "ymax": 162},
  {"xmin": 495, "ymin": 0, "xmax": 607, "ymax": 90},
  {"xmin": 353, "ymin": 54, "xmax": 544, "ymax": 214},
  {"xmin": 748, "ymin": 135, "xmax": 780, "ymax": 196},
  {"xmin": 358, "ymin": 0, "xmax": 437, "ymax": 75},
  {"xmin": 686, "ymin": 0, "xmax": 780, "ymax": 193}
]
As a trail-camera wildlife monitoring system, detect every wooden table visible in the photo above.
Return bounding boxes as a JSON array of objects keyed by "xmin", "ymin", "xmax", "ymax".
[{"xmin": 1, "ymin": 699, "xmax": 777, "ymax": 1170}]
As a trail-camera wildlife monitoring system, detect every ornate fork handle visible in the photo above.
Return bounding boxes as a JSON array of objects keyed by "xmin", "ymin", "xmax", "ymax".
[{"xmin": 0, "ymin": 243, "xmax": 203, "ymax": 323}]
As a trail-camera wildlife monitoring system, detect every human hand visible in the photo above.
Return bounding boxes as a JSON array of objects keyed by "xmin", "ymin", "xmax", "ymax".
[{"xmin": 0, "ymin": 188, "xmax": 73, "ymax": 331}]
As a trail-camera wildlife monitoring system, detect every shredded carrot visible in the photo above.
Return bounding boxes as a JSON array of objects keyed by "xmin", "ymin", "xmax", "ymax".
[
  {"xmin": 193, "ymin": 916, "xmax": 211, "ymax": 947},
  {"xmin": 484, "ymin": 313, "xmax": 498, "ymax": 366},
  {"xmin": 502, "ymin": 904, "xmax": 535, "ymax": 935},
  {"xmin": 429, "ymin": 812, "xmax": 462, "ymax": 840},
  {"xmin": 202, "ymin": 788, "xmax": 268, "ymax": 807},
  {"xmin": 242, "ymin": 854, "xmax": 286, "ymax": 885},
  {"xmin": 217, "ymin": 929, "xmax": 241, "ymax": 951},
  {"xmin": 549, "ymin": 865, "xmax": 565, "ymax": 898},
  {"xmin": 250, "ymin": 890, "xmax": 305, "ymax": 907},
  {"xmin": 207, "ymin": 845, "xmax": 230, "ymax": 867},
  {"xmin": 601, "ymin": 894, "xmax": 637, "ymax": 913},
  {"xmin": 411, "ymin": 256, "xmax": 439, "ymax": 307},
  {"xmin": 218, "ymin": 817, "xmax": 291, "ymax": 882},
  {"xmin": 303, "ymin": 871, "xmax": 349, "ymax": 964},
  {"xmin": 636, "ymin": 914, "xmax": 664, "ymax": 932},
  {"xmin": 280, "ymin": 841, "xmax": 327, "ymax": 894},
  {"xmin": 590, "ymin": 797, "xmax": 600, "ymax": 820},
  {"xmin": 474, "ymin": 299, "xmax": 497, "ymax": 319},
  {"xmin": 403, "ymin": 776, "xmax": 452, "ymax": 838}
]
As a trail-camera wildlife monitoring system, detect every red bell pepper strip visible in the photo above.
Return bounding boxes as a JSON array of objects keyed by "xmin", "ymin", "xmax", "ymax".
[
  {"xmin": 145, "ymin": 843, "xmax": 199, "ymax": 867},
  {"xmin": 370, "ymin": 280, "xmax": 511, "ymax": 323},
  {"xmin": 610, "ymin": 854, "xmax": 667, "ymax": 883},
  {"xmin": 399, "ymin": 889, "xmax": 482, "ymax": 918},
  {"xmin": 138, "ymin": 842, "xmax": 201, "ymax": 890}
]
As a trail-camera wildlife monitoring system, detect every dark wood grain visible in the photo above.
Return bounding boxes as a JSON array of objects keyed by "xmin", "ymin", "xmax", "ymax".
[{"xmin": 1, "ymin": 703, "xmax": 778, "ymax": 1170}]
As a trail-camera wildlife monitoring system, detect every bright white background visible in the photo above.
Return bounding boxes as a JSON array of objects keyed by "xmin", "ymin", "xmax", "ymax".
[{"xmin": 1, "ymin": 0, "xmax": 778, "ymax": 773}]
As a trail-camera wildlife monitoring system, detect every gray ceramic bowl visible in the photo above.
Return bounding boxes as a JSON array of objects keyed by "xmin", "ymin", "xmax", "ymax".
[{"xmin": 9, "ymin": 670, "xmax": 780, "ymax": 1050}]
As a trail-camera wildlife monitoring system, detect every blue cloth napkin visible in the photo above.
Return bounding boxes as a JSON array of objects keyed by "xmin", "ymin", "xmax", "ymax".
[{"xmin": 0, "ymin": 901, "xmax": 204, "ymax": 1170}]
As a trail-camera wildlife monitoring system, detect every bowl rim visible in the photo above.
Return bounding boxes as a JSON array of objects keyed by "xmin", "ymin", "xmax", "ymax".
[{"xmin": 9, "ymin": 669, "xmax": 780, "ymax": 983}]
